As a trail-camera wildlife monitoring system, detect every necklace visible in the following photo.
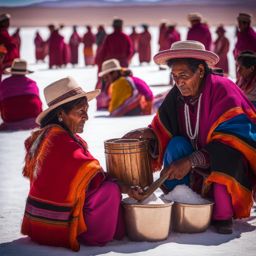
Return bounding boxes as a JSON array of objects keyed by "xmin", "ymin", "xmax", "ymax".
[{"xmin": 184, "ymin": 93, "xmax": 202, "ymax": 141}]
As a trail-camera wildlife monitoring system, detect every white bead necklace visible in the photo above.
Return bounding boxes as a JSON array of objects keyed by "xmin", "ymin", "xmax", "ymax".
[{"xmin": 184, "ymin": 93, "xmax": 202, "ymax": 140}]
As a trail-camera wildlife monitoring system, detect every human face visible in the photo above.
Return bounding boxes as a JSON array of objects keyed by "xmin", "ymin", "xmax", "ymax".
[
  {"xmin": 102, "ymin": 71, "xmax": 119, "ymax": 85},
  {"xmin": 237, "ymin": 63, "xmax": 254, "ymax": 79},
  {"xmin": 171, "ymin": 62, "xmax": 204, "ymax": 97},
  {"xmin": 238, "ymin": 20, "xmax": 249, "ymax": 32},
  {"xmin": 59, "ymin": 98, "xmax": 89, "ymax": 134}
]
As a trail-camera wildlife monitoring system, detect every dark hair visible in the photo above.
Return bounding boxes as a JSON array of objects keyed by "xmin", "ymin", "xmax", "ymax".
[
  {"xmin": 167, "ymin": 58, "xmax": 211, "ymax": 75},
  {"xmin": 237, "ymin": 51, "xmax": 256, "ymax": 68},
  {"xmin": 40, "ymin": 97, "xmax": 87, "ymax": 128}
]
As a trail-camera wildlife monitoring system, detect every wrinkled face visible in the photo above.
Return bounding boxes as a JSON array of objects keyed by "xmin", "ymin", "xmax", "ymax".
[
  {"xmin": 171, "ymin": 62, "xmax": 204, "ymax": 97},
  {"xmin": 59, "ymin": 98, "xmax": 89, "ymax": 134},
  {"xmin": 237, "ymin": 62, "xmax": 254, "ymax": 79}
]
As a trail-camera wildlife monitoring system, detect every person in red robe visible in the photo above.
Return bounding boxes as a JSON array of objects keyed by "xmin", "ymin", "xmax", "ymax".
[
  {"xmin": 158, "ymin": 20, "xmax": 168, "ymax": 51},
  {"xmin": 0, "ymin": 59, "xmax": 42, "ymax": 130},
  {"xmin": 82, "ymin": 25, "xmax": 96, "ymax": 66},
  {"xmin": 95, "ymin": 25, "xmax": 107, "ymax": 69},
  {"xmin": 59, "ymin": 24, "xmax": 71, "ymax": 67},
  {"xmin": 12, "ymin": 27, "xmax": 21, "ymax": 57},
  {"xmin": 0, "ymin": 13, "xmax": 19, "ymax": 69},
  {"xmin": 0, "ymin": 44, "xmax": 7, "ymax": 82},
  {"xmin": 187, "ymin": 13, "xmax": 212, "ymax": 51},
  {"xmin": 129, "ymin": 26, "xmax": 139, "ymax": 56},
  {"xmin": 166, "ymin": 24, "xmax": 181, "ymax": 49},
  {"xmin": 233, "ymin": 13, "xmax": 256, "ymax": 59},
  {"xmin": 97, "ymin": 18, "xmax": 133, "ymax": 69},
  {"xmin": 34, "ymin": 31, "xmax": 47, "ymax": 63},
  {"xmin": 69, "ymin": 25, "xmax": 81, "ymax": 67},
  {"xmin": 48, "ymin": 25, "xmax": 65, "ymax": 69},
  {"xmin": 214, "ymin": 25, "xmax": 230, "ymax": 75},
  {"xmin": 138, "ymin": 24, "xmax": 151, "ymax": 64}
]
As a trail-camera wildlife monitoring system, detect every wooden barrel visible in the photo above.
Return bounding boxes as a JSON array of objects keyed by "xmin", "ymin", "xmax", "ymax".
[{"xmin": 104, "ymin": 138, "xmax": 153, "ymax": 188}]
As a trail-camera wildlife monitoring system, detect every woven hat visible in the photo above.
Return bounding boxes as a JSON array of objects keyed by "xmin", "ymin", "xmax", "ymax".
[
  {"xmin": 188, "ymin": 13, "xmax": 202, "ymax": 22},
  {"xmin": 153, "ymin": 40, "xmax": 219, "ymax": 66},
  {"xmin": 0, "ymin": 13, "xmax": 11, "ymax": 23},
  {"xmin": 237, "ymin": 13, "xmax": 252, "ymax": 23},
  {"xmin": 5, "ymin": 59, "xmax": 34, "ymax": 75},
  {"xmin": 98, "ymin": 59, "xmax": 122, "ymax": 77},
  {"xmin": 36, "ymin": 77, "xmax": 100, "ymax": 124}
]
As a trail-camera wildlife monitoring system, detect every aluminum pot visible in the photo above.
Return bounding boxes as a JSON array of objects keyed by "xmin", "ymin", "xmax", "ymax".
[
  {"xmin": 172, "ymin": 201, "xmax": 214, "ymax": 233},
  {"xmin": 122, "ymin": 201, "xmax": 173, "ymax": 241}
]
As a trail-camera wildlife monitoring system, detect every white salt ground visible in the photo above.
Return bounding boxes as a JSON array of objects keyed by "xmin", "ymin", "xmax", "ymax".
[{"xmin": 163, "ymin": 185, "xmax": 210, "ymax": 204}]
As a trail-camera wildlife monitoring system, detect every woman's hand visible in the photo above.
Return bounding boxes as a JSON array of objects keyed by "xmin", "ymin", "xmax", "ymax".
[
  {"xmin": 122, "ymin": 127, "xmax": 156, "ymax": 141},
  {"xmin": 161, "ymin": 157, "xmax": 192, "ymax": 180},
  {"xmin": 118, "ymin": 182, "xmax": 145, "ymax": 201}
]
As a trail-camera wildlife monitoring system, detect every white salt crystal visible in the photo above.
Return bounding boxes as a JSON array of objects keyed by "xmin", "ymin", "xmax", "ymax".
[
  {"xmin": 123, "ymin": 193, "xmax": 165, "ymax": 205},
  {"xmin": 163, "ymin": 185, "xmax": 210, "ymax": 204}
]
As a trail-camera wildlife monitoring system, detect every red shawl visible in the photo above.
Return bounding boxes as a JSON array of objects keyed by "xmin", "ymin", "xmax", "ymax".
[{"xmin": 21, "ymin": 125, "xmax": 103, "ymax": 251}]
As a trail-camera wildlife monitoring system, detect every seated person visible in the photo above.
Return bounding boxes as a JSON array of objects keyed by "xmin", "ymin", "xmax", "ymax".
[
  {"xmin": 0, "ymin": 58, "xmax": 42, "ymax": 130},
  {"xmin": 236, "ymin": 50, "xmax": 256, "ymax": 107},
  {"xmin": 21, "ymin": 76, "xmax": 141, "ymax": 251},
  {"xmin": 98, "ymin": 58, "xmax": 153, "ymax": 116},
  {"xmin": 123, "ymin": 40, "xmax": 256, "ymax": 235}
]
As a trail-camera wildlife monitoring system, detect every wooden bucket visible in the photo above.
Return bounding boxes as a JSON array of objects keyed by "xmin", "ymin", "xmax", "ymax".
[{"xmin": 104, "ymin": 138, "xmax": 153, "ymax": 188}]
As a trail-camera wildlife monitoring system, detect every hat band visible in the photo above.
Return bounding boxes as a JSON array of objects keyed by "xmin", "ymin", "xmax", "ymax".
[
  {"xmin": 11, "ymin": 68, "xmax": 27, "ymax": 72},
  {"xmin": 48, "ymin": 87, "xmax": 84, "ymax": 106}
]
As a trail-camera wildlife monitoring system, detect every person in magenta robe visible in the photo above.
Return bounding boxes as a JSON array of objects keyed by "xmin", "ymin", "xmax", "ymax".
[
  {"xmin": 214, "ymin": 25, "xmax": 230, "ymax": 75},
  {"xmin": 158, "ymin": 20, "xmax": 168, "ymax": 51},
  {"xmin": 95, "ymin": 25, "xmax": 107, "ymax": 69},
  {"xmin": 187, "ymin": 13, "xmax": 212, "ymax": 51},
  {"xmin": 69, "ymin": 25, "xmax": 81, "ymax": 66},
  {"xmin": 12, "ymin": 27, "xmax": 21, "ymax": 57},
  {"xmin": 138, "ymin": 24, "xmax": 151, "ymax": 64},
  {"xmin": 233, "ymin": 13, "xmax": 256, "ymax": 59},
  {"xmin": 48, "ymin": 26, "xmax": 65, "ymax": 69},
  {"xmin": 0, "ymin": 13, "xmax": 19, "ymax": 69},
  {"xmin": 0, "ymin": 59, "xmax": 42, "ymax": 131},
  {"xmin": 0, "ymin": 44, "xmax": 7, "ymax": 82},
  {"xmin": 82, "ymin": 25, "xmax": 96, "ymax": 66},
  {"xmin": 98, "ymin": 18, "xmax": 133, "ymax": 69},
  {"xmin": 34, "ymin": 31, "xmax": 47, "ymax": 63},
  {"xmin": 129, "ymin": 26, "xmax": 139, "ymax": 56},
  {"xmin": 166, "ymin": 24, "xmax": 181, "ymax": 49}
]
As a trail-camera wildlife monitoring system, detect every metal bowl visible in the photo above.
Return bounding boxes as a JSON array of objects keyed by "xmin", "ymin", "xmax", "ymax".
[
  {"xmin": 122, "ymin": 201, "xmax": 173, "ymax": 241},
  {"xmin": 171, "ymin": 201, "xmax": 214, "ymax": 233}
]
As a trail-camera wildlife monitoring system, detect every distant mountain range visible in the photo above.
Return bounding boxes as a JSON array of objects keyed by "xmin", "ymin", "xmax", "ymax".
[{"xmin": 1, "ymin": 0, "xmax": 255, "ymax": 8}]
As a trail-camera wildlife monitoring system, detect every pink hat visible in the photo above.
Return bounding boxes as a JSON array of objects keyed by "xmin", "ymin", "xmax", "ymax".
[{"xmin": 153, "ymin": 40, "xmax": 219, "ymax": 66}]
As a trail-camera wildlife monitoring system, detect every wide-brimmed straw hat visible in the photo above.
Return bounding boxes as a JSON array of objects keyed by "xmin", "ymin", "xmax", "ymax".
[
  {"xmin": 153, "ymin": 40, "xmax": 219, "ymax": 66},
  {"xmin": 237, "ymin": 13, "xmax": 252, "ymax": 23},
  {"xmin": 5, "ymin": 58, "xmax": 34, "ymax": 75},
  {"xmin": 188, "ymin": 12, "xmax": 202, "ymax": 22},
  {"xmin": 36, "ymin": 76, "xmax": 100, "ymax": 124},
  {"xmin": 98, "ymin": 58, "xmax": 122, "ymax": 77}
]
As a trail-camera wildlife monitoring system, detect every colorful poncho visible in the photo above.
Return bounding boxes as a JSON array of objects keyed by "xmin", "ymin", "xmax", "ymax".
[
  {"xmin": 21, "ymin": 125, "xmax": 103, "ymax": 251},
  {"xmin": 151, "ymin": 73, "xmax": 256, "ymax": 219}
]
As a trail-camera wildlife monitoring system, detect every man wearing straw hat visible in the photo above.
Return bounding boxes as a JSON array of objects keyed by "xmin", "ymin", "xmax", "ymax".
[{"xmin": 0, "ymin": 58, "xmax": 42, "ymax": 130}]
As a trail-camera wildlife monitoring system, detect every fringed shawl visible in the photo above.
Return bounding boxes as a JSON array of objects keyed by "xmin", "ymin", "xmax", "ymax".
[
  {"xmin": 21, "ymin": 125, "xmax": 102, "ymax": 251},
  {"xmin": 151, "ymin": 73, "xmax": 256, "ymax": 218}
]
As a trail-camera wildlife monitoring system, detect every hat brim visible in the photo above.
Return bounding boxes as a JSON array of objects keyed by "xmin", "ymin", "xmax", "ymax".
[
  {"xmin": 98, "ymin": 67, "xmax": 121, "ymax": 77},
  {"xmin": 5, "ymin": 68, "xmax": 34, "ymax": 75},
  {"xmin": 36, "ymin": 89, "xmax": 100, "ymax": 125},
  {"xmin": 153, "ymin": 49, "xmax": 219, "ymax": 67}
]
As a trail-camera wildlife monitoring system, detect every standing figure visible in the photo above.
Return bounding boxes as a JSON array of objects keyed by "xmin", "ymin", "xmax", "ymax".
[
  {"xmin": 138, "ymin": 24, "xmax": 151, "ymax": 64},
  {"xmin": 214, "ymin": 25, "xmax": 230, "ymax": 75},
  {"xmin": 187, "ymin": 13, "xmax": 212, "ymax": 51},
  {"xmin": 129, "ymin": 26, "xmax": 139, "ymax": 56},
  {"xmin": 166, "ymin": 24, "xmax": 181, "ymax": 49},
  {"xmin": 0, "ymin": 59, "xmax": 42, "ymax": 130},
  {"xmin": 12, "ymin": 27, "xmax": 21, "ymax": 57},
  {"xmin": 82, "ymin": 25, "xmax": 96, "ymax": 66},
  {"xmin": 95, "ymin": 24, "xmax": 107, "ymax": 68},
  {"xmin": 158, "ymin": 20, "xmax": 168, "ymax": 51},
  {"xmin": 21, "ymin": 76, "xmax": 141, "ymax": 251},
  {"xmin": 236, "ymin": 51, "xmax": 256, "ymax": 106},
  {"xmin": 0, "ymin": 13, "xmax": 19, "ymax": 69},
  {"xmin": 98, "ymin": 18, "xmax": 133, "ymax": 69},
  {"xmin": 69, "ymin": 25, "xmax": 81, "ymax": 66},
  {"xmin": 34, "ymin": 31, "xmax": 47, "ymax": 63}
]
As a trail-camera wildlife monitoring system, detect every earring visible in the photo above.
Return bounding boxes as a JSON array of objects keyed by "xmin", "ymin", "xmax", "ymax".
[{"xmin": 58, "ymin": 116, "xmax": 63, "ymax": 122}]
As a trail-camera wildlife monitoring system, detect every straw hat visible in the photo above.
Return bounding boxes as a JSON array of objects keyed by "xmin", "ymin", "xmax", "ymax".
[
  {"xmin": 36, "ymin": 77, "xmax": 100, "ymax": 124},
  {"xmin": 98, "ymin": 59, "xmax": 122, "ymax": 77},
  {"xmin": 153, "ymin": 40, "xmax": 219, "ymax": 66},
  {"xmin": 237, "ymin": 13, "xmax": 252, "ymax": 23},
  {"xmin": 5, "ymin": 59, "xmax": 34, "ymax": 75},
  {"xmin": 188, "ymin": 13, "xmax": 202, "ymax": 22},
  {"xmin": 0, "ymin": 13, "xmax": 11, "ymax": 23}
]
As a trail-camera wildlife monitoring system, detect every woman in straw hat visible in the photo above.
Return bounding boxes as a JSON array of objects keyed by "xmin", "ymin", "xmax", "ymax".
[
  {"xmin": 124, "ymin": 40, "xmax": 256, "ymax": 234},
  {"xmin": 21, "ymin": 76, "xmax": 141, "ymax": 251},
  {"xmin": 0, "ymin": 58, "xmax": 42, "ymax": 131}
]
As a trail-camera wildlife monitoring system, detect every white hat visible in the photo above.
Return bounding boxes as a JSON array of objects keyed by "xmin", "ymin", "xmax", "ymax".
[
  {"xmin": 0, "ymin": 13, "xmax": 11, "ymax": 23},
  {"xmin": 98, "ymin": 59, "xmax": 122, "ymax": 77},
  {"xmin": 5, "ymin": 58, "xmax": 33, "ymax": 75},
  {"xmin": 188, "ymin": 12, "xmax": 202, "ymax": 22},
  {"xmin": 36, "ymin": 77, "xmax": 100, "ymax": 124}
]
